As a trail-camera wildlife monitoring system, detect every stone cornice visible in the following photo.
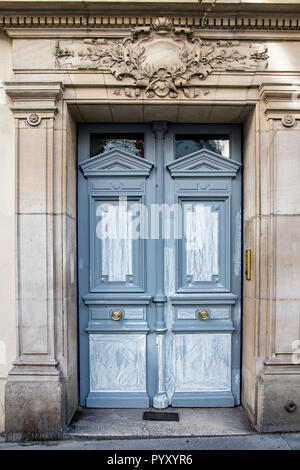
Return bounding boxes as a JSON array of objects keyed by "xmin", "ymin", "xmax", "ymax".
[
  {"xmin": 5, "ymin": 81, "xmax": 64, "ymax": 100},
  {"xmin": 5, "ymin": 81, "xmax": 64, "ymax": 117},
  {"xmin": 259, "ymin": 83, "xmax": 300, "ymax": 103},
  {"xmin": 259, "ymin": 83, "xmax": 300, "ymax": 119},
  {"xmin": 1, "ymin": 1, "xmax": 300, "ymax": 12},
  {"xmin": 1, "ymin": 13, "xmax": 300, "ymax": 33}
]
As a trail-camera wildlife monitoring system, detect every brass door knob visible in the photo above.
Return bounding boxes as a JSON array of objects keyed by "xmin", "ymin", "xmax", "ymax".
[
  {"xmin": 111, "ymin": 309, "xmax": 122, "ymax": 321},
  {"xmin": 198, "ymin": 309, "xmax": 209, "ymax": 320}
]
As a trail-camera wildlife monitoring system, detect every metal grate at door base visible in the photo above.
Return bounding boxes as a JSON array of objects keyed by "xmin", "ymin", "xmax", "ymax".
[{"xmin": 143, "ymin": 411, "xmax": 179, "ymax": 422}]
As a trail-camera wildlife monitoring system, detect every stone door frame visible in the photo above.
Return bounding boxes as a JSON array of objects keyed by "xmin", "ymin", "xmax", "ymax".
[{"xmin": 3, "ymin": 11, "xmax": 300, "ymax": 438}]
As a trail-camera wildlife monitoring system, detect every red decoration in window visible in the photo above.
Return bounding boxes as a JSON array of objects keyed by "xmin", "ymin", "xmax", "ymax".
[{"xmin": 135, "ymin": 140, "xmax": 144, "ymax": 158}]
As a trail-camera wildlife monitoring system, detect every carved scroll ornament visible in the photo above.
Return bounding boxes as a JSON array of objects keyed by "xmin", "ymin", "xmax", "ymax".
[{"xmin": 55, "ymin": 17, "xmax": 268, "ymax": 98}]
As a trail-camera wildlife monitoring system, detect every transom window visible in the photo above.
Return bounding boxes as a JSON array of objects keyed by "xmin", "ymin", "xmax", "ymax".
[
  {"xmin": 175, "ymin": 134, "xmax": 230, "ymax": 159},
  {"xmin": 90, "ymin": 133, "xmax": 144, "ymax": 158}
]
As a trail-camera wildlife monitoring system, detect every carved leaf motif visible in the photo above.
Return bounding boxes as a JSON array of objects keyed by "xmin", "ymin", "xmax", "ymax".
[{"xmin": 54, "ymin": 22, "xmax": 269, "ymax": 98}]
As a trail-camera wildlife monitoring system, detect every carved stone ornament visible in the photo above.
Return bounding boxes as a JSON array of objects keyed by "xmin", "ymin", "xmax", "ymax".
[
  {"xmin": 27, "ymin": 113, "xmax": 41, "ymax": 126},
  {"xmin": 54, "ymin": 17, "xmax": 269, "ymax": 98},
  {"xmin": 282, "ymin": 114, "xmax": 296, "ymax": 127}
]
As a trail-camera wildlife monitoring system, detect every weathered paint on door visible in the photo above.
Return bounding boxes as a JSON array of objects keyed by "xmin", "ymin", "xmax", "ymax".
[{"xmin": 78, "ymin": 123, "xmax": 242, "ymax": 408}]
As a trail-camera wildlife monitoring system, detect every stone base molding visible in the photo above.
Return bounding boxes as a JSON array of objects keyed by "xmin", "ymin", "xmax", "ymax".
[
  {"xmin": 5, "ymin": 372, "xmax": 64, "ymax": 441},
  {"xmin": 257, "ymin": 369, "xmax": 300, "ymax": 432}
]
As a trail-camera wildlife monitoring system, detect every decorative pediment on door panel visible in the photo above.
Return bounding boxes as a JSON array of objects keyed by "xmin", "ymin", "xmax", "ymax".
[
  {"xmin": 167, "ymin": 148, "xmax": 241, "ymax": 178},
  {"xmin": 80, "ymin": 148, "xmax": 154, "ymax": 177}
]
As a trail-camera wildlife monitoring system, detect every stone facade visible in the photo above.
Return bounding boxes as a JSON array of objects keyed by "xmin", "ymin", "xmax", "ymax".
[{"xmin": 1, "ymin": 0, "xmax": 300, "ymax": 439}]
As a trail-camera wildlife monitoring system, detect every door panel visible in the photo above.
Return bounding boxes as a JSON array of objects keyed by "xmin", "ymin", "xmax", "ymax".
[
  {"xmin": 165, "ymin": 124, "xmax": 241, "ymax": 407},
  {"xmin": 78, "ymin": 125, "xmax": 155, "ymax": 407},
  {"xmin": 174, "ymin": 333, "xmax": 232, "ymax": 391},
  {"xmin": 88, "ymin": 333, "xmax": 147, "ymax": 407},
  {"xmin": 90, "ymin": 196, "xmax": 145, "ymax": 292},
  {"xmin": 184, "ymin": 202, "xmax": 219, "ymax": 282},
  {"xmin": 178, "ymin": 198, "xmax": 229, "ymax": 291},
  {"xmin": 78, "ymin": 123, "xmax": 242, "ymax": 408}
]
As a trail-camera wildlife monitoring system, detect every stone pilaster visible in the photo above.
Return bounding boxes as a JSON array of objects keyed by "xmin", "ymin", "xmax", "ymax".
[
  {"xmin": 255, "ymin": 84, "xmax": 300, "ymax": 431},
  {"xmin": 4, "ymin": 81, "xmax": 65, "ymax": 440}
]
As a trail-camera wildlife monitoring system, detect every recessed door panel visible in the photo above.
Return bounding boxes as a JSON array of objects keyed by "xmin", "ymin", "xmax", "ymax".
[
  {"xmin": 174, "ymin": 333, "xmax": 232, "ymax": 392},
  {"xmin": 89, "ymin": 334, "xmax": 147, "ymax": 392},
  {"xmin": 178, "ymin": 198, "xmax": 229, "ymax": 292},
  {"xmin": 91, "ymin": 196, "xmax": 144, "ymax": 292}
]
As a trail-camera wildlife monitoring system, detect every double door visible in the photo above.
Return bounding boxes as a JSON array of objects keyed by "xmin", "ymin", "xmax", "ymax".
[{"xmin": 78, "ymin": 122, "xmax": 242, "ymax": 408}]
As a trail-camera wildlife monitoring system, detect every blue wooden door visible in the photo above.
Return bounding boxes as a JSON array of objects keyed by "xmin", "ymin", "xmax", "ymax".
[{"xmin": 78, "ymin": 123, "xmax": 242, "ymax": 408}]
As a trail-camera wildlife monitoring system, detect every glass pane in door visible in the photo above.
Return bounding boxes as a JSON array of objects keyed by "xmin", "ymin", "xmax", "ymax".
[
  {"xmin": 175, "ymin": 134, "xmax": 230, "ymax": 158},
  {"xmin": 90, "ymin": 133, "xmax": 144, "ymax": 158}
]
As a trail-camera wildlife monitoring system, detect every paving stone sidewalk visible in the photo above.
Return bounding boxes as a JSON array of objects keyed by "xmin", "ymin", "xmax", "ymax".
[{"xmin": 0, "ymin": 433, "xmax": 300, "ymax": 450}]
